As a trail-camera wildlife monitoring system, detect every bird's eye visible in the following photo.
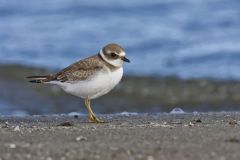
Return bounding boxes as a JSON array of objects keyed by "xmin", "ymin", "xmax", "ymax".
[{"xmin": 111, "ymin": 52, "xmax": 117, "ymax": 57}]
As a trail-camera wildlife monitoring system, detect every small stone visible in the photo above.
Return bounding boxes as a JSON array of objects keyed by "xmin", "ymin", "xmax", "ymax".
[
  {"xmin": 13, "ymin": 126, "xmax": 20, "ymax": 132},
  {"xmin": 225, "ymin": 138, "xmax": 240, "ymax": 143},
  {"xmin": 9, "ymin": 144, "xmax": 16, "ymax": 149},
  {"xmin": 194, "ymin": 119, "xmax": 202, "ymax": 123},
  {"xmin": 163, "ymin": 122, "xmax": 167, "ymax": 125},
  {"xmin": 74, "ymin": 115, "xmax": 79, "ymax": 119},
  {"xmin": 76, "ymin": 136, "xmax": 87, "ymax": 141},
  {"xmin": 2, "ymin": 121, "xmax": 9, "ymax": 128},
  {"xmin": 229, "ymin": 119, "xmax": 237, "ymax": 126},
  {"xmin": 188, "ymin": 122, "xmax": 194, "ymax": 127}
]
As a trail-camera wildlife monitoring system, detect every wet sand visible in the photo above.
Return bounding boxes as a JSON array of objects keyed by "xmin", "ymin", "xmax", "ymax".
[{"xmin": 0, "ymin": 112, "xmax": 240, "ymax": 160}]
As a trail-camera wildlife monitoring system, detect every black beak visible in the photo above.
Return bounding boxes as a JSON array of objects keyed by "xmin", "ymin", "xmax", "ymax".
[{"xmin": 122, "ymin": 56, "xmax": 130, "ymax": 63}]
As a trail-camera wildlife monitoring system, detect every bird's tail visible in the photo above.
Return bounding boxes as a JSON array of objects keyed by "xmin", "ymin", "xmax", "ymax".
[{"xmin": 26, "ymin": 75, "xmax": 50, "ymax": 83}]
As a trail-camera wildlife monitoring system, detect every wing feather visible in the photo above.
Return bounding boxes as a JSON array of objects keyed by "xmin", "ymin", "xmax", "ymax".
[{"xmin": 55, "ymin": 55, "xmax": 103, "ymax": 82}]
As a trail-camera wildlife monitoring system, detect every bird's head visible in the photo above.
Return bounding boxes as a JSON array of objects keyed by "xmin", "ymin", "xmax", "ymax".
[{"xmin": 99, "ymin": 43, "xmax": 130, "ymax": 68}]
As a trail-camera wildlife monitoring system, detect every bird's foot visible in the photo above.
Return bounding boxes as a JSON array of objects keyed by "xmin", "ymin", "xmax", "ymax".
[{"xmin": 89, "ymin": 114, "xmax": 105, "ymax": 123}]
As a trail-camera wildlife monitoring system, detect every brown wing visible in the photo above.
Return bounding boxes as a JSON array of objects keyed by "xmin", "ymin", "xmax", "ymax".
[{"xmin": 54, "ymin": 55, "xmax": 104, "ymax": 82}]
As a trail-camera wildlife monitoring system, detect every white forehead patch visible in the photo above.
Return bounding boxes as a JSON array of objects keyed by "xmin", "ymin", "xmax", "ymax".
[{"xmin": 119, "ymin": 51, "xmax": 126, "ymax": 57}]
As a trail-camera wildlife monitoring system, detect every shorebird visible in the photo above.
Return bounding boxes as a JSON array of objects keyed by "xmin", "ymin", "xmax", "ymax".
[{"xmin": 27, "ymin": 43, "xmax": 130, "ymax": 123}]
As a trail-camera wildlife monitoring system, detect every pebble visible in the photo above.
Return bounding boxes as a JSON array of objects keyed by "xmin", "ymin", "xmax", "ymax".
[
  {"xmin": 2, "ymin": 122, "xmax": 9, "ymax": 128},
  {"xmin": 195, "ymin": 119, "xmax": 202, "ymax": 123},
  {"xmin": 188, "ymin": 122, "xmax": 194, "ymax": 127},
  {"xmin": 74, "ymin": 115, "xmax": 79, "ymax": 119},
  {"xmin": 13, "ymin": 126, "xmax": 20, "ymax": 132},
  {"xmin": 76, "ymin": 136, "xmax": 87, "ymax": 141},
  {"xmin": 9, "ymin": 143, "xmax": 16, "ymax": 149},
  {"xmin": 225, "ymin": 137, "xmax": 240, "ymax": 143},
  {"xmin": 229, "ymin": 119, "xmax": 237, "ymax": 126}
]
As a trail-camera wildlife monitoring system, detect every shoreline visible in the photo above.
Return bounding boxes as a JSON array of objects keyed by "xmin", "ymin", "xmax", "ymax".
[
  {"xmin": 0, "ymin": 112, "xmax": 239, "ymax": 160},
  {"xmin": 1, "ymin": 64, "xmax": 240, "ymax": 115}
]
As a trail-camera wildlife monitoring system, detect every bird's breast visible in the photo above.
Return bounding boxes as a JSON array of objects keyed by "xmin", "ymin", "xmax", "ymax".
[
  {"xmin": 60, "ymin": 67, "xmax": 123, "ymax": 99},
  {"xmin": 107, "ymin": 67, "xmax": 123, "ymax": 88}
]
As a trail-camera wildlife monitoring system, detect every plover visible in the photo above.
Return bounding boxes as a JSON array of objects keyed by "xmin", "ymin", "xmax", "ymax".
[{"xmin": 27, "ymin": 43, "xmax": 130, "ymax": 123}]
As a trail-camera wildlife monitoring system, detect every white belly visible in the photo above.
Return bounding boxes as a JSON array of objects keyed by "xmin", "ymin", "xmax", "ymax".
[{"xmin": 52, "ymin": 67, "xmax": 123, "ymax": 99}]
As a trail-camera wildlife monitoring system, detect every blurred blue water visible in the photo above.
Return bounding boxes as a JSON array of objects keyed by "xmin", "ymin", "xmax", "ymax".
[{"xmin": 1, "ymin": 0, "xmax": 240, "ymax": 79}]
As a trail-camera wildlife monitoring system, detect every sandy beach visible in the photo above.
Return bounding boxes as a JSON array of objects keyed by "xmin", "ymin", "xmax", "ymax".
[
  {"xmin": 1, "ymin": 0, "xmax": 240, "ymax": 159},
  {"xmin": 0, "ymin": 112, "xmax": 240, "ymax": 160}
]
